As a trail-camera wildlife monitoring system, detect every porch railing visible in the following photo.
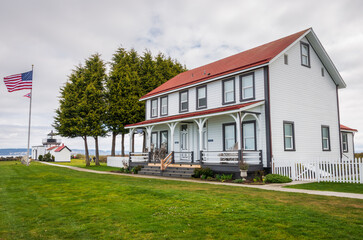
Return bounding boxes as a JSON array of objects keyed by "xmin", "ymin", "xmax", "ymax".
[
  {"xmin": 202, "ymin": 150, "xmax": 262, "ymax": 164},
  {"xmin": 129, "ymin": 152, "xmax": 149, "ymax": 162},
  {"xmin": 173, "ymin": 151, "xmax": 194, "ymax": 163}
]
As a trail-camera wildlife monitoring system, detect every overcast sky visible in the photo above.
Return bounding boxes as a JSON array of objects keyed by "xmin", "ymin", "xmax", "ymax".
[{"xmin": 0, "ymin": 0, "xmax": 362, "ymax": 153}]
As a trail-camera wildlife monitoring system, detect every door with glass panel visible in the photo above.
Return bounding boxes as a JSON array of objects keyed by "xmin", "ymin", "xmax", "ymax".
[{"xmin": 242, "ymin": 121, "xmax": 256, "ymax": 151}]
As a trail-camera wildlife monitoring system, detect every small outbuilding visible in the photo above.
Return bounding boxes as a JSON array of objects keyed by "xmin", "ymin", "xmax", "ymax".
[{"xmin": 52, "ymin": 144, "xmax": 72, "ymax": 162}]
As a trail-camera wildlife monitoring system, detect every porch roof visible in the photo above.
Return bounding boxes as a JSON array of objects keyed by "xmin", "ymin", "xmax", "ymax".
[
  {"xmin": 125, "ymin": 100, "xmax": 263, "ymax": 128},
  {"xmin": 340, "ymin": 124, "xmax": 358, "ymax": 132}
]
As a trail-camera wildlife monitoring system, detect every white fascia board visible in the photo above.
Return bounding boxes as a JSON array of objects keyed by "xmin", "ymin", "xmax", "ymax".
[
  {"xmin": 125, "ymin": 101, "xmax": 264, "ymax": 129},
  {"xmin": 340, "ymin": 129, "xmax": 357, "ymax": 134},
  {"xmin": 139, "ymin": 64, "xmax": 268, "ymax": 101}
]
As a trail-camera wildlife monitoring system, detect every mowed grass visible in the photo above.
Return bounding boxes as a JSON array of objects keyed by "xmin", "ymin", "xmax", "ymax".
[
  {"xmin": 54, "ymin": 158, "xmax": 121, "ymax": 172},
  {"xmin": 285, "ymin": 182, "xmax": 363, "ymax": 194},
  {"xmin": 0, "ymin": 161, "xmax": 362, "ymax": 240}
]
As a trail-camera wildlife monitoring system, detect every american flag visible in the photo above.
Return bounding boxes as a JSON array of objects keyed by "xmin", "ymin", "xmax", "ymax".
[{"xmin": 3, "ymin": 70, "xmax": 33, "ymax": 92}]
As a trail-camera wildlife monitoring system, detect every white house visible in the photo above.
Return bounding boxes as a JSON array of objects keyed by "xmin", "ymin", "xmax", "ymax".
[
  {"xmin": 340, "ymin": 124, "xmax": 357, "ymax": 161},
  {"xmin": 125, "ymin": 28, "xmax": 357, "ymax": 175},
  {"xmin": 32, "ymin": 130, "xmax": 61, "ymax": 160},
  {"xmin": 51, "ymin": 144, "xmax": 71, "ymax": 162}
]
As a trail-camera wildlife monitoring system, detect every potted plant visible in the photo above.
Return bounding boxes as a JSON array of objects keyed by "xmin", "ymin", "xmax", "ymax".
[{"xmin": 239, "ymin": 161, "xmax": 249, "ymax": 178}]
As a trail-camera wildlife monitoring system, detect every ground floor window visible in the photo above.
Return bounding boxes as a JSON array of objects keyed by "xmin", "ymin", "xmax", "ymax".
[
  {"xmin": 151, "ymin": 132, "xmax": 158, "ymax": 149},
  {"xmin": 283, "ymin": 121, "xmax": 295, "ymax": 151},
  {"xmin": 223, "ymin": 123, "xmax": 236, "ymax": 151},
  {"xmin": 243, "ymin": 121, "xmax": 256, "ymax": 150},
  {"xmin": 321, "ymin": 126, "xmax": 331, "ymax": 151},
  {"xmin": 342, "ymin": 133, "xmax": 348, "ymax": 152},
  {"xmin": 160, "ymin": 130, "xmax": 168, "ymax": 152}
]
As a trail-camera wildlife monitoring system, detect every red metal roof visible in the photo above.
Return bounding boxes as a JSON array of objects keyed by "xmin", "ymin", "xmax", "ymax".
[
  {"xmin": 340, "ymin": 124, "xmax": 358, "ymax": 132},
  {"xmin": 54, "ymin": 144, "xmax": 71, "ymax": 152},
  {"xmin": 141, "ymin": 29, "xmax": 310, "ymax": 100},
  {"xmin": 47, "ymin": 146, "xmax": 57, "ymax": 151},
  {"xmin": 126, "ymin": 101, "xmax": 262, "ymax": 127}
]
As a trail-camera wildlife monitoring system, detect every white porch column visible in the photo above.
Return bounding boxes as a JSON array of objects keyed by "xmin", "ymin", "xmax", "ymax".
[
  {"xmin": 145, "ymin": 125, "xmax": 154, "ymax": 151},
  {"xmin": 229, "ymin": 113, "xmax": 242, "ymax": 150},
  {"xmin": 129, "ymin": 128, "xmax": 135, "ymax": 153},
  {"xmin": 193, "ymin": 118, "xmax": 208, "ymax": 153},
  {"xmin": 167, "ymin": 122, "xmax": 179, "ymax": 152}
]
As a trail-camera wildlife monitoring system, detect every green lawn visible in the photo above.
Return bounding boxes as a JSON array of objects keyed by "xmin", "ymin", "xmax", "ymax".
[
  {"xmin": 54, "ymin": 159, "xmax": 121, "ymax": 172},
  {"xmin": 1, "ymin": 161, "xmax": 362, "ymax": 240},
  {"xmin": 285, "ymin": 182, "xmax": 363, "ymax": 194}
]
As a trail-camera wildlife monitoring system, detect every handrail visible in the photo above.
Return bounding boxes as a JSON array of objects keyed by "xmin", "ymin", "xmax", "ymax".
[{"xmin": 161, "ymin": 152, "xmax": 173, "ymax": 171}]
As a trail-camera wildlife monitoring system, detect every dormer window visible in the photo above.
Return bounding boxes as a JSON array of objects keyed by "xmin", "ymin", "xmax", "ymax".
[
  {"xmin": 300, "ymin": 42, "xmax": 310, "ymax": 67},
  {"xmin": 240, "ymin": 73, "xmax": 255, "ymax": 101},
  {"xmin": 197, "ymin": 86, "xmax": 207, "ymax": 109},
  {"xmin": 151, "ymin": 99, "xmax": 158, "ymax": 118},
  {"xmin": 179, "ymin": 90, "xmax": 188, "ymax": 112},
  {"xmin": 160, "ymin": 96, "xmax": 168, "ymax": 116},
  {"xmin": 222, "ymin": 78, "xmax": 235, "ymax": 104}
]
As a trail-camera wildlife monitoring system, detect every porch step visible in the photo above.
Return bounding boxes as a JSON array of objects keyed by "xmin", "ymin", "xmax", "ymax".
[{"xmin": 138, "ymin": 166, "xmax": 195, "ymax": 178}]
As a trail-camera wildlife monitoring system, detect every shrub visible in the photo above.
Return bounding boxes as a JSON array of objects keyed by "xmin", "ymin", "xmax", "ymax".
[
  {"xmin": 75, "ymin": 154, "xmax": 85, "ymax": 160},
  {"xmin": 43, "ymin": 152, "xmax": 54, "ymax": 162},
  {"xmin": 131, "ymin": 165, "xmax": 143, "ymax": 174},
  {"xmin": 38, "ymin": 155, "xmax": 43, "ymax": 161},
  {"xmin": 264, "ymin": 174, "xmax": 292, "ymax": 183},
  {"xmin": 233, "ymin": 179, "xmax": 245, "ymax": 183},
  {"xmin": 220, "ymin": 174, "xmax": 233, "ymax": 182},
  {"xmin": 206, "ymin": 176, "xmax": 215, "ymax": 181},
  {"xmin": 201, "ymin": 174, "xmax": 207, "ymax": 180},
  {"xmin": 125, "ymin": 168, "xmax": 131, "ymax": 173},
  {"xmin": 193, "ymin": 168, "xmax": 214, "ymax": 178},
  {"xmin": 215, "ymin": 174, "xmax": 221, "ymax": 181},
  {"xmin": 99, "ymin": 155, "xmax": 107, "ymax": 163},
  {"xmin": 120, "ymin": 167, "xmax": 125, "ymax": 173}
]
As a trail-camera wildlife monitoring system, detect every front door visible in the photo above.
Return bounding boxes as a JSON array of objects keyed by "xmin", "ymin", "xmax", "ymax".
[{"xmin": 180, "ymin": 124, "xmax": 189, "ymax": 160}]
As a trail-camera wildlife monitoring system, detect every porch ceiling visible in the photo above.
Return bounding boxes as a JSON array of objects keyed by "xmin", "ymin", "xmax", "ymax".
[{"xmin": 125, "ymin": 100, "xmax": 264, "ymax": 129}]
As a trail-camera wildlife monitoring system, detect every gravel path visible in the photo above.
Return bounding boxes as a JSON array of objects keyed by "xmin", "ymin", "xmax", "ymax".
[{"xmin": 39, "ymin": 161, "xmax": 363, "ymax": 200}]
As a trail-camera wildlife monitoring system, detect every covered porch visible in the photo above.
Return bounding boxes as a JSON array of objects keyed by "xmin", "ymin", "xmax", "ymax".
[{"xmin": 126, "ymin": 101, "xmax": 266, "ymax": 172}]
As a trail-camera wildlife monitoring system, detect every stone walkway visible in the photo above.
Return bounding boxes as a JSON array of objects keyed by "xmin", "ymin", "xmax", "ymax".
[{"xmin": 39, "ymin": 162, "xmax": 363, "ymax": 200}]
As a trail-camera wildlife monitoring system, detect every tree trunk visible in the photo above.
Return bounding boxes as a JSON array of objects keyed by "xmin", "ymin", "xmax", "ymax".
[
  {"xmin": 111, "ymin": 131, "xmax": 117, "ymax": 156},
  {"xmin": 83, "ymin": 136, "xmax": 90, "ymax": 166},
  {"xmin": 94, "ymin": 136, "xmax": 100, "ymax": 166},
  {"xmin": 142, "ymin": 131, "xmax": 146, "ymax": 152},
  {"xmin": 132, "ymin": 131, "xmax": 135, "ymax": 153},
  {"xmin": 121, "ymin": 133, "xmax": 125, "ymax": 156}
]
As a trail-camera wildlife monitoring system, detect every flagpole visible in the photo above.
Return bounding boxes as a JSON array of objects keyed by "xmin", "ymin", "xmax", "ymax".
[{"xmin": 26, "ymin": 65, "xmax": 34, "ymax": 166}]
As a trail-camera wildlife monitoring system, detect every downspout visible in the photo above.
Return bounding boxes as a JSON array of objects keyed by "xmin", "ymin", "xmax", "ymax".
[
  {"xmin": 264, "ymin": 66, "xmax": 272, "ymax": 170},
  {"xmin": 336, "ymin": 86, "xmax": 342, "ymax": 160}
]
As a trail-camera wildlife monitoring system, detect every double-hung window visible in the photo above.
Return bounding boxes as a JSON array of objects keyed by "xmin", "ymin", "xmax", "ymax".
[
  {"xmin": 321, "ymin": 126, "xmax": 331, "ymax": 151},
  {"xmin": 222, "ymin": 78, "xmax": 235, "ymax": 104},
  {"xmin": 160, "ymin": 96, "xmax": 168, "ymax": 116},
  {"xmin": 342, "ymin": 133, "xmax": 348, "ymax": 152},
  {"xmin": 150, "ymin": 99, "xmax": 158, "ymax": 118},
  {"xmin": 223, "ymin": 123, "xmax": 236, "ymax": 151},
  {"xmin": 243, "ymin": 121, "xmax": 256, "ymax": 150},
  {"xmin": 179, "ymin": 90, "xmax": 188, "ymax": 112},
  {"xmin": 301, "ymin": 42, "xmax": 310, "ymax": 67},
  {"xmin": 283, "ymin": 121, "xmax": 295, "ymax": 151},
  {"xmin": 197, "ymin": 86, "xmax": 207, "ymax": 109},
  {"xmin": 240, "ymin": 73, "xmax": 255, "ymax": 101}
]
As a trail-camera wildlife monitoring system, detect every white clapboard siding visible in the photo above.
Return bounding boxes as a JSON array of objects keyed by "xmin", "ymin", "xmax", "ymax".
[{"xmin": 272, "ymin": 158, "xmax": 363, "ymax": 184}]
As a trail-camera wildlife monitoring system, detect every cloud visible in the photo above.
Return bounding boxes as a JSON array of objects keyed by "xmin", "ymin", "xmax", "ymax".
[{"xmin": 0, "ymin": 0, "xmax": 362, "ymax": 153}]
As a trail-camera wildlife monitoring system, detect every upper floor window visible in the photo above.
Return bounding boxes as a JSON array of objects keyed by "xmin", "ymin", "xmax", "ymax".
[
  {"xmin": 240, "ymin": 73, "xmax": 255, "ymax": 101},
  {"xmin": 321, "ymin": 126, "xmax": 331, "ymax": 151},
  {"xmin": 179, "ymin": 90, "xmax": 188, "ymax": 112},
  {"xmin": 284, "ymin": 54, "xmax": 288, "ymax": 65},
  {"xmin": 222, "ymin": 78, "xmax": 235, "ymax": 104},
  {"xmin": 300, "ymin": 42, "xmax": 310, "ymax": 67},
  {"xmin": 197, "ymin": 86, "xmax": 207, "ymax": 109},
  {"xmin": 283, "ymin": 121, "xmax": 295, "ymax": 151},
  {"xmin": 342, "ymin": 133, "xmax": 348, "ymax": 152},
  {"xmin": 160, "ymin": 96, "xmax": 168, "ymax": 116},
  {"xmin": 321, "ymin": 67, "xmax": 325, "ymax": 77},
  {"xmin": 151, "ymin": 99, "xmax": 158, "ymax": 118}
]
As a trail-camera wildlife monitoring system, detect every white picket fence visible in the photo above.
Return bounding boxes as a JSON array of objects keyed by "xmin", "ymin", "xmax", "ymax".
[{"xmin": 272, "ymin": 158, "xmax": 363, "ymax": 184}]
